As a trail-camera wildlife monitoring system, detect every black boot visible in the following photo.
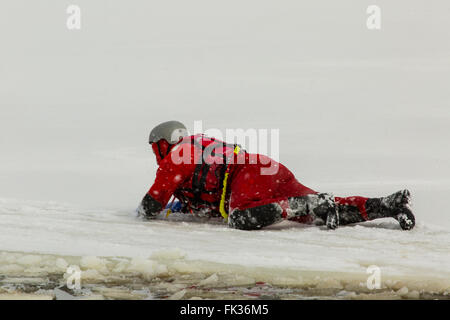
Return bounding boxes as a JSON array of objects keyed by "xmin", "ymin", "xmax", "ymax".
[
  {"xmin": 288, "ymin": 193, "xmax": 339, "ymax": 230},
  {"xmin": 359, "ymin": 189, "xmax": 415, "ymax": 230},
  {"xmin": 375, "ymin": 189, "xmax": 415, "ymax": 230}
]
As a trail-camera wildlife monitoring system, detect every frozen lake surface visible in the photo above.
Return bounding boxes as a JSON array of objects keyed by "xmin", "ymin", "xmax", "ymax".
[{"xmin": 0, "ymin": 198, "xmax": 449, "ymax": 299}]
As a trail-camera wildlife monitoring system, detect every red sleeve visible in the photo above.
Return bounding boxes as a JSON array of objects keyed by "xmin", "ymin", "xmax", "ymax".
[{"xmin": 147, "ymin": 143, "xmax": 198, "ymax": 208}]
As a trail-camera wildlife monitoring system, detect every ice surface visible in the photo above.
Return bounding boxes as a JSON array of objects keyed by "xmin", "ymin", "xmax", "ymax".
[{"xmin": 0, "ymin": 198, "xmax": 449, "ymax": 298}]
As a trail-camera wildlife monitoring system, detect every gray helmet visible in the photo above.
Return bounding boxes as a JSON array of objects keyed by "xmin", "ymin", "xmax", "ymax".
[{"xmin": 149, "ymin": 120, "xmax": 188, "ymax": 144}]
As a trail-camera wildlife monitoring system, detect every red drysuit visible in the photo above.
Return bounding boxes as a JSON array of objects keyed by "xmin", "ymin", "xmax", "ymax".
[{"xmin": 147, "ymin": 134, "xmax": 369, "ymax": 222}]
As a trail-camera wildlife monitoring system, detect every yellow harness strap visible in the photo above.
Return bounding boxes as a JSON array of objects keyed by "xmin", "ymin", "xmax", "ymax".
[
  {"xmin": 219, "ymin": 146, "xmax": 241, "ymax": 221},
  {"xmin": 167, "ymin": 146, "xmax": 240, "ymax": 221}
]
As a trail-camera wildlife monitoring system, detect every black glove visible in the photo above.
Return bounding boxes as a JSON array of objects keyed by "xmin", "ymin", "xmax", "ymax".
[{"xmin": 138, "ymin": 194, "xmax": 163, "ymax": 219}]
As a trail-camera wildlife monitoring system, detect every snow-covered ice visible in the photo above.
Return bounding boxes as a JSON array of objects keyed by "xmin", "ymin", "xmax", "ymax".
[{"xmin": 0, "ymin": 198, "xmax": 449, "ymax": 299}]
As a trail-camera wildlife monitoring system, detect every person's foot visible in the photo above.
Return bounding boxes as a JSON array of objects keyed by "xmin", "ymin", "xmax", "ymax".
[{"xmin": 382, "ymin": 189, "xmax": 415, "ymax": 230}]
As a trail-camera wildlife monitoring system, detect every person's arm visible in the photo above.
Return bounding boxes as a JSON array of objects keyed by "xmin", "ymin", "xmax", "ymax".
[{"xmin": 138, "ymin": 143, "xmax": 197, "ymax": 219}]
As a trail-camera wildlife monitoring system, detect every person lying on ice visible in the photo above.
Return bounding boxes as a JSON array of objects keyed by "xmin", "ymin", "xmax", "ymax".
[{"xmin": 137, "ymin": 121, "xmax": 415, "ymax": 231}]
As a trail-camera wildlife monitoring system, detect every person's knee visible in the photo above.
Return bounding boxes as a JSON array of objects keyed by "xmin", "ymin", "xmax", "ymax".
[
  {"xmin": 228, "ymin": 203, "xmax": 283, "ymax": 230},
  {"xmin": 288, "ymin": 193, "xmax": 335, "ymax": 220}
]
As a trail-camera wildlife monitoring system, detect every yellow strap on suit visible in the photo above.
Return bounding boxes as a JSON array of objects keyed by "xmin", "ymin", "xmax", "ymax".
[{"xmin": 219, "ymin": 146, "xmax": 241, "ymax": 221}]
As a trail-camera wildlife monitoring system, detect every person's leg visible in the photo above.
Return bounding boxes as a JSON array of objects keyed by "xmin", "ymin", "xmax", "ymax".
[
  {"xmin": 228, "ymin": 190, "xmax": 416, "ymax": 231},
  {"xmin": 227, "ymin": 157, "xmax": 328, "ymax": 230},
  {"xmin": 335, "ymin": 189, "xmax": 415, "ymax": 230},
  {"xmin": 228, "ymin": 202, "xmax": 284, "ymax": 230},
  {"xmin": 228, "ymin": 189, "xmax": 415, "ymax": 230},
  {"xmin": 228, "ymin": 193, "xmax": 339, "ymax": 230},
  {"xmin": 226, "ymin": 155, "xmax": 415, "ymax": 230},
  {"xmin": 287, "ymin": 193, "xmax": 339, "ymax": 229}
]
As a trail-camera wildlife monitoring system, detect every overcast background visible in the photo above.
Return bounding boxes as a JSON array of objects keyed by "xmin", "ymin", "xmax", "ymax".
[{"xmin": 0, "ymin": 1, "xmax": 449, "ymax": 226}]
